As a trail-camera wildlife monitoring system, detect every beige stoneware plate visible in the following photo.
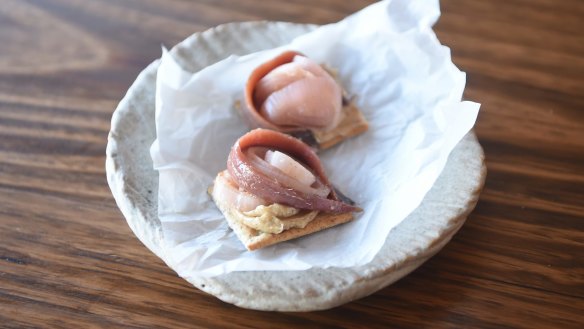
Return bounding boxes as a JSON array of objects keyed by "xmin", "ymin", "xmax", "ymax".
[{"xmin": 106, "ymin": 22, "xmax": 486, "ymax": 311}]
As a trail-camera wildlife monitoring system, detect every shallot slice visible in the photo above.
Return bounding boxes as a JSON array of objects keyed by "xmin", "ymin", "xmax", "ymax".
[
  {"xmin": 253, "ymin": 61, "xmax": 314, "ymax": 109},
  {"xmin": 260, "ymin": 76, "xmax": 342, "ymax": 129},
  {"xmin": 265, "ymin": 150, "xmax": 315, "ymax": 187},
  {"xmin": 246, "ymin": 147, "xmax": 330, "ymax": 197},
  {"xmin": 213, "ymin": 171, "xmax": 267, "ymax": 212},
  {"xmin": 250, "ymin": 53, "xmax": 343, "ymax": 131},
  {"xmin": 292, "ymin": 55, "xmax": 329, "ymax": 78}
]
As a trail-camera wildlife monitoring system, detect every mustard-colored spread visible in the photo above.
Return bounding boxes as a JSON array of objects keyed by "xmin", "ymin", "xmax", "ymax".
[{"xmin": 233, "ymin": 203, "xmax": 318, "ymax": 234}]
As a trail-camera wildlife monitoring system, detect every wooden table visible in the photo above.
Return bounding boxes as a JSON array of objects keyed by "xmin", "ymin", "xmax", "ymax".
[{"xmin": 1, "ymin": 0, "xmax": 583, "ymax": 327}]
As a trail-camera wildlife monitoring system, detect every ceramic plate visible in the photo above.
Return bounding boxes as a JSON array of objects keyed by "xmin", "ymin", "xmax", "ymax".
[{"xmin": 106, "ymin": 21, "xmax": 486, "ymax": 311}]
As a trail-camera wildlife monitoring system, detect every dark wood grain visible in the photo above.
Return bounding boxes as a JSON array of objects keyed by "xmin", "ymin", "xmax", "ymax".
[{"xmin": 1, "ymin": 0, "xmax": 583, "ymax": 328}]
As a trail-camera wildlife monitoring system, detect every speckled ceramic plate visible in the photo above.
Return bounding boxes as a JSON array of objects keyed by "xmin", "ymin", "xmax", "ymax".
[{"xmin": 106, "ymin": 21, "xmax": 486, "ymax": 311}]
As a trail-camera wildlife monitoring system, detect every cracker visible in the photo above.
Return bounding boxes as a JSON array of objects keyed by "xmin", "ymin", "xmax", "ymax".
[
  {"xmin": 313, "ymin": 102, "xmax": 369, "ymax": 150},
  {"xmin": 211, "ymin": 190, "xmax": 354, "ymax": 251}
]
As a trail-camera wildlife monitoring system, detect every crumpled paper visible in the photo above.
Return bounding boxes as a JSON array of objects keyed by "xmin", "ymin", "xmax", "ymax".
[{"xmin": 150, "ymin": 0, "xmax": 480, "ymax": 278}]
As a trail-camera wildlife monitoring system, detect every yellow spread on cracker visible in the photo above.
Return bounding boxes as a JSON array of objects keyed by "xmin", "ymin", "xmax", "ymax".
[{"xmin": 233, "ymin": 203, "xmax": 318, "ymax": 234}]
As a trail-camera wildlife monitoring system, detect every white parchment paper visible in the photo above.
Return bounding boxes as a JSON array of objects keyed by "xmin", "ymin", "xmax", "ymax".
[{"xmin": 150, "ymin": 0, "xmax": 480, "ymax": 278}]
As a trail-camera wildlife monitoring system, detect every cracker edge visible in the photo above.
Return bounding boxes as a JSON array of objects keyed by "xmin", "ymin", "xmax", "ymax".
[
  {"xmin": 313, "ymin": 102, "xmax": 369, "ymax": 150},
  {"xmin": 211, "ymin": 188, "xmax": 354, "ymax": 251}
]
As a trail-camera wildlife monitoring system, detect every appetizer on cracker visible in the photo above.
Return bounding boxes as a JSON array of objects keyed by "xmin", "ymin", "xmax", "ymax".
[
  {"xmin": 210, "ymin": 129, "xmax": 361, "ymax": 250},
  {"xmin": 241, "ymin": 51, "xmax": 368, "ymax": 150}
]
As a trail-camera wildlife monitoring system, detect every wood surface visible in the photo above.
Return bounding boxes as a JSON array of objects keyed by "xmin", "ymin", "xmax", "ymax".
[{"xmin": 1, "ymin": 0, "xmax": 583, "ymax": 328}]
